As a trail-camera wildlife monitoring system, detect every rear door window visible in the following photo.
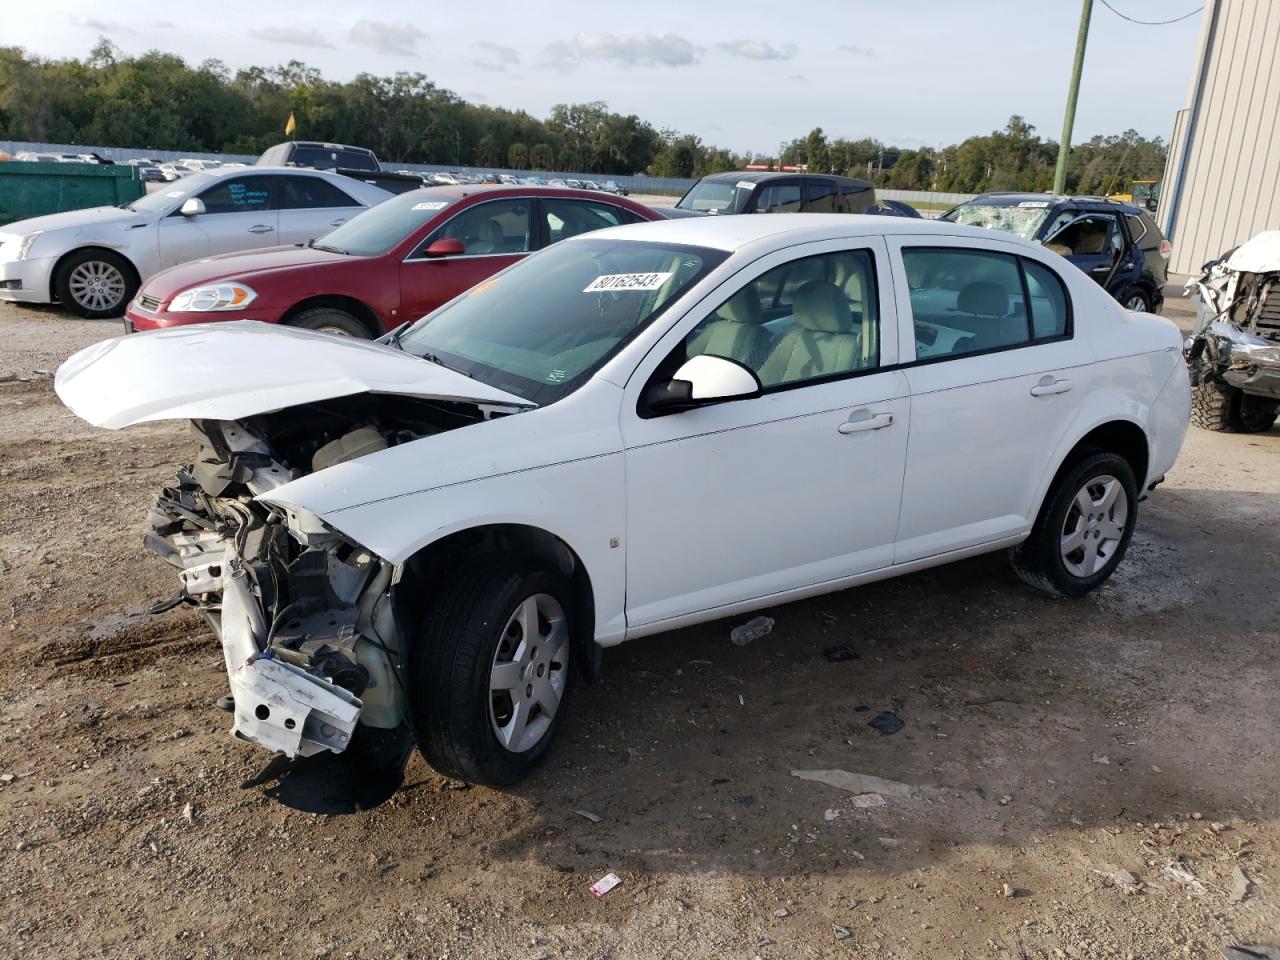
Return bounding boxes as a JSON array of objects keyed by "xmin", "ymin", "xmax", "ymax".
[
  {"xmin": 902, "ymin": 247, "xmax": 1031, "ymax": 360},
  {"xmin": 802, "ymin": 179, "xmax": 839, "ymax": 212},
  {"xmin": 277, "ymin": 176, "xmax": 359, "ymax": 210},
  {"xmin": 541, "ymin": 198, "xmax": 626, "ymax": 245},
  {"xmin": 839, "ymin": 183, "xmax": 874, "ymax": 213}
]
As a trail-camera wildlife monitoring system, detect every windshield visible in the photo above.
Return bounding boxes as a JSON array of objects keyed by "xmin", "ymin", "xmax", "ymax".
[
  {"xmin": 676, "ymin": 179, "xmax": 753, "ymax": 214},
  {"xmin": 940, "ymin": 200, "xmax": 1055, "ymax": 240},
  {"xmin": 398, "ymin": 237, "xmax": 727, "ymax": 405},
  {"xmin": 125, "ymin": 173, "xmax": 217, "ymax": 213},
  {"xmin": 314, "ymin": 190, "xmax": 458, "ymax": 256}
]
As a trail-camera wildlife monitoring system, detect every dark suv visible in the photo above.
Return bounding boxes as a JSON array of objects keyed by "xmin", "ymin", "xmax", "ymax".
[
  {"xmin": 941, "ymin": 193, "xmax": 1170, "ymax": 313},
  {"xmin": 674, "ymin": 171, "xmax": 920, "ymax": 218},
  {"xmin": 256, "ymin": 141, "xmax": 423, "ymax": 195}
]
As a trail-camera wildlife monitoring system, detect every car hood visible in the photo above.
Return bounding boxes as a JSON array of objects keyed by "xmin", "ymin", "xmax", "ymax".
[
  {"xmin": 139, "ymin": 245, "xmax": 354, "ymax": 299},
  {"xmin": 1224, "ymin": 230, "xmax": 1280, "ymax": 274},
  {"xmin": 55, "ymin": 321, "xmax": 533, "ymax": 429},
  {"xmin": 1, "ymin": 204, "xmax": 150, "ymax": 236}
]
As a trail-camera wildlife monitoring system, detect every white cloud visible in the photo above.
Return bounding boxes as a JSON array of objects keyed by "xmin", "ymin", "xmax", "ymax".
[
  {"xmin": 251, "ymin": 27, "xmax": 335, "ymax": 49},
  {"xmin": 717, "ymin": 39, "xmax": 797, "ymax": 61},
  {"xmin": 348, "ymin": 20, "xmax": 427, "ymax": 57},
  {"xmin": 70, "ymin": 16, "xmax": 121, "ymax": 33},
  {"xmin": 473, "ymin": 41, "xmax": 520, "ymax": 72},
  {"xmin": 838, "ymin": 44, "xmax": 875, "ymax": 57},
  {"xmin": 542, "ymin": 32, "xmax": 698, "ymax": 70},
  {"xmin": 155, "ymin": 20, "xmax": 177, "ymax": 30}
]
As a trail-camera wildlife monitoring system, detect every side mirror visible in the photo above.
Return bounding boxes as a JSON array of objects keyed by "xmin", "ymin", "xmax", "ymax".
[
  {"xmin": 425, "ymin": 237, "xmax": 465, "ymax": 258},
  {"xmin": 180, "ymin": 197, "xmax": 206, "ymax": 217},
  {"xmin": 645, "ymin": 355, "xmax": 762, "ymax": 415}
]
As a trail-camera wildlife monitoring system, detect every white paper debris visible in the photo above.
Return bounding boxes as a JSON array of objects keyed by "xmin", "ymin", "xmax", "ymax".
[{"xmin": 590, "ymin": 872, "xmax": 621, "ymax": 897}]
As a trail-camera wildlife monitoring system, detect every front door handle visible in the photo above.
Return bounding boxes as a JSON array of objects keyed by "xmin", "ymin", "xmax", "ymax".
[
  {"xmin": 330, "ymin": 218, "xmax": 347, "ymax": 226},
  {"xmin": 1030, "ymin": 377, "xmax": 1072, "ymax": 397},
  {"xmin": 838, "ymin": 411, "xmax": 894, "ymax": 434},
  {"xmin": 1091, "ymin": 264, "xmax": 1111, "ymax": 273},
  {"xmin": 248, "ymin": 224, "xmax": 275, "ymax": 234}
]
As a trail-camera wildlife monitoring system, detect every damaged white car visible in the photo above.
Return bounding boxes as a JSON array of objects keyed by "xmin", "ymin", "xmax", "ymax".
[
  {"xmin": 56, "ymin": 215, "xmax": 1190, "ymax": 787},
  {"xmin": 1186, "ymin": 230, "xmax": 1280, "ymax": 433}
]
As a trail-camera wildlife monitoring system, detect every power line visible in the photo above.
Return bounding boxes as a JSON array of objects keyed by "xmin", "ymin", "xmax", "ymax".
[{"xmin": 1097, "ymin": 0, "xmax": 1203, "ymax": 25}]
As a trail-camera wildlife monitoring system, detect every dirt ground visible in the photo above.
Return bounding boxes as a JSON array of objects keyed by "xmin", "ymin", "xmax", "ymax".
[{"xmin": 0, "ymin": 294, "xmax": 1276, "ymax": 960}]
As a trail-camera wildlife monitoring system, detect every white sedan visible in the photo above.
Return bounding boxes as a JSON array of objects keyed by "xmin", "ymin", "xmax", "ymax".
[
  {"xmin": 55, "ymin": 214, "xmax": 1190, "ymax": 787},
  {"xmin": 0, "ymin": 167, "xmax": 391, "ymax": 318}
]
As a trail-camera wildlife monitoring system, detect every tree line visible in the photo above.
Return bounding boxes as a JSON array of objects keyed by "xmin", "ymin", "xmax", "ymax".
[{"xmin": 0, "ymin": 42, "xmax": 1166, "ymax": 193}]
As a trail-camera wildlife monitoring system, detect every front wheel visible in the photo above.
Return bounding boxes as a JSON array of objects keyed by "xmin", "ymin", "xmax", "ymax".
[
  {"xmin": 411, "ymin": 561, "xmax": 575, "ymax": 786},
  {"xmin": 54, "ymin": 249, "xmax": 137, "ymax": 319},
  {"xmin": 288, "ymin": 306, "xmax": 371, "ymax": 338},
  {"xmin": 1010, "ymin": 451, "xmax": 1138, "ymax": 598}
]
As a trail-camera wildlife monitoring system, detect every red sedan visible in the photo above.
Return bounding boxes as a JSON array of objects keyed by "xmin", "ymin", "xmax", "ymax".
[{"xmin": 126, "ymin": 186, "xmax": 663, "ymax": 337}]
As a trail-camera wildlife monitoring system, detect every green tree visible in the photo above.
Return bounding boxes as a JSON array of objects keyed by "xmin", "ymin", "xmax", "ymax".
[
  {"xmin": 507, "ymin": 141, "xmax": 529, "ymax": 170},
  {"xmin": 530, "ymin": 142, "xmax": 554, "ymax": 170}
]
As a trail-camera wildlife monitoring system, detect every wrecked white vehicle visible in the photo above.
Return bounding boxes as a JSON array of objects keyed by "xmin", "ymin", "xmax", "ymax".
[
  {"xmin": 1186, "ymin": 230, "xmax": 1280, "ymax": 433},
  {"xmin": 56, "ymin": 215, "xmax": 1189, "ymax": 788}
]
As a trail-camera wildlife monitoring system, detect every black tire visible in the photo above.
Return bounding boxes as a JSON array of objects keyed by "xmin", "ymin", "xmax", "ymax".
[
  {"xmin": 1236, "ymin": 393, "xmax": 1279, "ymax": 434},
  {"xmin": 1118, "ymin": 286, "xmax": 1152, "ymax": 313},
  {"xmin": 287, "ymin": 306, "xmax": 371, "ymax": 338},
  {"xmin": 1009, "ymin": 450, "xmax": 1139, "ymax": 598},
  {"xmin": 53, "ymin": 249, "xmax": 137, "ymax": 319},
  {"xmin": 1191, "ymin": 378, "xmax": 1238, "ymax": 431},
  {"xmin": 410, "ymin": 560, "xmax": 576, "ymax": 786}
]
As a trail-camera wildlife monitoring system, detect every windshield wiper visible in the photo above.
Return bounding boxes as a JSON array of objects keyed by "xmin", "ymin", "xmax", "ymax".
[
  {"xmin": 310, "ymin": 242, "xmax": 349, "ymax": 255},
  {"xmin": 420, "ymin": 352, "xmax": 472, "ymax": 378}
]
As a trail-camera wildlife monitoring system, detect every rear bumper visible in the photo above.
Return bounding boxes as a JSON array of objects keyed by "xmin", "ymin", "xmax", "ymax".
[
  {"xmin": 126, "ymin": 303, "xmax": 283, "ymax": 332},
  {"xmin": 0, "ymin": 256, "xmax": 57, "ymax": 304}
]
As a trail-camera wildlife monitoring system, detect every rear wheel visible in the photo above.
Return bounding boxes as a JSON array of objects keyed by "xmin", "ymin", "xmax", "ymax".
[
  {"xmin": 411, "ymin": 560, "xmax": 575, "ymax": 786},
  {"xmin": 288, "ymin": 306, "xmax": 371, "ymax": 338},
  {"xmin": 54, "ymin": 249, "xmax": 137, "ymax": 319},
  {"xmin": 1119, "ymin": 286, "xmax": 1152, "ymax": 312},
  {"xmin": 1237, "ymin": 393, "xmax": 1279, "ymax": 433},
  {"xmin": 1009, "ymin": 451, "xmax": 1138, "ymax": 598}
]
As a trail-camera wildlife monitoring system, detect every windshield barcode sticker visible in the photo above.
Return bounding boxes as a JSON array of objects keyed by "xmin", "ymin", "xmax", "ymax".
[
  {"xmin": 412, "ymin": 201, "xmax": 449, "ymax": 210},
  {"xmin": 584, "ymin": 272, "xmax": 672, "ymax": 293}
]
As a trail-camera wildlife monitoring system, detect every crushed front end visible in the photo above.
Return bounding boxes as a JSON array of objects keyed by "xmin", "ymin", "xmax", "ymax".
[
  {"xmin": 1187, "ymin": 245, "xmax": 1280, "ymax": 404},
  {"xmin": 144, "ymin": 396, "xmax": 485, "ymax": 758}
]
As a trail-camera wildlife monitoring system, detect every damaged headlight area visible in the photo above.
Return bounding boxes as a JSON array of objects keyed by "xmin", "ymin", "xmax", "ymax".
[{"xmin": 145, "ymin": 395, "xmax": 485, "ymax": 758}]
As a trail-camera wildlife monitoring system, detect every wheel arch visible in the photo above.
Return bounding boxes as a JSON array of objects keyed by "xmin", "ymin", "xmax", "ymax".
[
  {"xmin": 49, "ymin": 245, "xmax": 141, "ymax": 302},
  {"xmin": 280, "ymin": 295, "xmax": 385, "ymax": 337},
  {"xmin": 1044, "ymin": 418, "xmax": 1151, "ymax": 506},
  {"xmin": 393, "ymin": 522, "xmax": 601, "ymax": 683}
]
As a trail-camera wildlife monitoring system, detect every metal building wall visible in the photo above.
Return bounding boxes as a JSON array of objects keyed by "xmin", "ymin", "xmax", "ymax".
[{"xmin": 1162, "ymin": 0, "xmax": 1280, "ymax": 275}]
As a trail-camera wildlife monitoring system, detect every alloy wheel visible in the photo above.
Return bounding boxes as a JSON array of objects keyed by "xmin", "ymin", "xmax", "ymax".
[
  {"xmin": 488, "ymin": 593, "xmax": 570, "ymax": 753},
  {"xmin": 1060, "ymin": 474, "xmax": 1128, "ymax": 577},
  {"xmin": 67, "ymin": 260, "xmax": 127, "ymax": 313},
  {"xmin": 1125, "ymin": 294, "xmax": 1148, "ymax": 311}
]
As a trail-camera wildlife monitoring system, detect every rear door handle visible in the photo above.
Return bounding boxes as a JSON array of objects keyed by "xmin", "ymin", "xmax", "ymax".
[
  {"xmin": 330, "ymin": 218, "xmax": 347, "ymax": 226},
  {"xmin": 1030, "ymin": 378, "xmax": 1072, "ymax": 397},
  {"xmin": 838, "ymin": 411, "xmax": 894, "ymax": 434},
  {"xmin": 248, "ymin": 224, "xmax": 275, "ymax": 234}
]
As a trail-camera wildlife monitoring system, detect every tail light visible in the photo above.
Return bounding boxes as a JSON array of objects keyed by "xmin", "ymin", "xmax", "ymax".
[{"xmin": 1159, "ymin": 239, "xmax": 1171, "ymax": 257}]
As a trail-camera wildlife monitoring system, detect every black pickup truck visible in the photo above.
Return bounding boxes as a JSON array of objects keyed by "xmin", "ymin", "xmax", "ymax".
[{"xmin": 257, "ymin": 141, "xmax": 423, "ymax": 195}]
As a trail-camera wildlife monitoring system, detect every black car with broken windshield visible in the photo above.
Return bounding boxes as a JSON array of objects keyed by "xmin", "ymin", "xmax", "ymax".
[{"xmin": 941, "ymin": 193, "xmax": 1170, "ymax": 313}]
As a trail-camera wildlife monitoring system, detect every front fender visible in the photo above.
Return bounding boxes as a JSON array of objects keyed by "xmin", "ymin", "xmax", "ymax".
[{"xmin": 271, "ymin": 451, "xmax": 630, "ymax": 644}]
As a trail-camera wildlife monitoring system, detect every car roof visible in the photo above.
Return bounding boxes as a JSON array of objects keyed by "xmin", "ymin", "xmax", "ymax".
[
  {"xmin": 967, "ymin": 192, "xmax": 1144, "ymax": 216},
  {"xmin": 576, "ymin": 212, "xmax": 1044, "ymax": 254},
  {"xmin": 698, "ymin": 171, "xmax": 872, "ymax": 188}
]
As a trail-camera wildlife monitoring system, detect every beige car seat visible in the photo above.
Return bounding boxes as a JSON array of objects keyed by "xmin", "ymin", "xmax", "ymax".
[
  {"xmin": 467, "ymin": 219, "xmax": 504, "ymax": 254},
  {"xmin": 757, "ymin": 280, "xmax": 860, "ymax": 386},
  {"xmin": 687, "ymin": 289, "xmax": 772, "ymax": 369},
  {"xmin": 831, "ymin": 255, "xmax": 877, "ymax": 364}
]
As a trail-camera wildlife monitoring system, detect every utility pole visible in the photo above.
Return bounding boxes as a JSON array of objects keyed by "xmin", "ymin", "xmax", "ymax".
[{"xmin": 1053, "ymin": 0, "xmax": 1094, "ymax": 194}]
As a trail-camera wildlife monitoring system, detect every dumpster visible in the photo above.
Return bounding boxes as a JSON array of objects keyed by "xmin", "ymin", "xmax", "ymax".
[{"xmin": 0, "ymin": 162, "xmax": 145, "ymax": 226}]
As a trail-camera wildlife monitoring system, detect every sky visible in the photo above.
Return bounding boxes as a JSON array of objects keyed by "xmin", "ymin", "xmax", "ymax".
[{"xmin": 8, "ymin": 0, "xmax": 1207, "ymax": 154}]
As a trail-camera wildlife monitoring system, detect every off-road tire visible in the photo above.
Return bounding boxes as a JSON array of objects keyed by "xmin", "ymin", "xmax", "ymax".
[
  {"xmin": 1236, "ymin": 393, "xmax": 1279, "ymax": 434},
  {"xmin": 1009, "ymin": 450, "xmax": 1139, "ymax": 598},
  {"xmin": 410, "ymin": 560, "xmax": 576, "ymax": 786},
  {"xmin": 53, "ymin": 249, "xmax": 137, "ymax": 319},
  {"xmin": 288, "ymin": 306, "xmax": 371, "ymax": 338},
  {"xmin": 1191, "ymin": 378, "xmax": 1237, "ymax": 431}
]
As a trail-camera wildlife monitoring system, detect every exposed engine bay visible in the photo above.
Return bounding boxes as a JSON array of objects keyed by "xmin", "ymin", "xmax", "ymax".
[{"xmin": 146, "ymin": 394, "xmax": 486, "ymax": 758}]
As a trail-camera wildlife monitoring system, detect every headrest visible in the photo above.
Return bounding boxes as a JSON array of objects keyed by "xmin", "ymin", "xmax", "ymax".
[
  {"xmin": 957, "ymin": 280, "xmax": 1008, "ymax": 317},
  {"xmin": 831, "ymin": 256, "xmax": 866, "ymax": 301},
  {"xmin": 478, "ymin": 219, "xmax": 503, "ymax": 243},
  {"xmin": 794, "ymin": 280, "xmax": 854, "ymax": 333},
  {"xmin": 716, "ymin": 289, "xmax": 762, "ymax": 325}
]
